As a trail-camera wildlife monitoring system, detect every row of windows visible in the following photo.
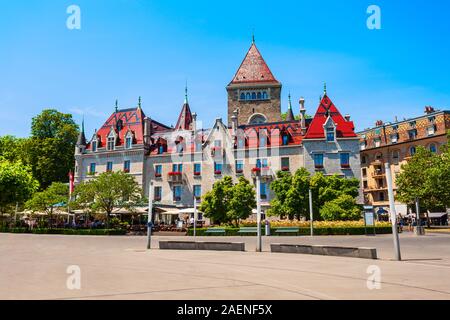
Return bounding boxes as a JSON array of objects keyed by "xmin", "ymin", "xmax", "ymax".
[
  {"xmin": 156, "ymin": 158, "xmax": 291, "ymax": 176},
  {"xmin": 91, "ymin": 136, "xmax": 133, "ymax": 152},
  {"xmin": 361, "ymin": 143, "xmax": 438, "ymax": 165},
  {"xmin": 361, "ymin": 125, "xmax": 437, "ymax": 150},
  {"xmin": 313, "ymin": 153, "xmax": 350, "ymax": 169},
  {"xmin": 88, "ymin": 160, "xmax": 131, "ymax": 174},
  {"xmin": 154, "ymin": 183, "xmax": 270, "ymax": 202},
  {"xmin": 239, "ymin": 91, "xmax": 269, "ymax": 101}
]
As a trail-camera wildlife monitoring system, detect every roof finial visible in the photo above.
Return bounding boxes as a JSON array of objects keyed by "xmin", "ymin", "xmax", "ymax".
[
  {"xmin": 288, "ymin": 92, "xmax": 292, "ymax": 109},
  {"xmin": 324, "ymin": 82, "xmax": 327, "ymax": 95},
  {"xmin": 81, "ymin": 116, "xmax": 85, "ymax": 133},
  {"xmin": 115, "ymin": 99, "xmax": 119, "ymax": 113},
  {"xmin": 138, "ymin": 96, "xmax": 142, "ymax": 109},
  {"xmin": 184, "ymin": 81, "xmax": 189, "ymax": 104},
  {"xmin": 252, "ymin": 29, "xmax": 255, "ymax": 44}
]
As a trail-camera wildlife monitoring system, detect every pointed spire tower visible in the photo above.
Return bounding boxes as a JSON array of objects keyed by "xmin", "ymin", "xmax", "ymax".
[
  {"xmin": 76, "ymin": 117, "xmax": 87, "ymax": 146},
  {"xmin": 226, "ymin": 37, "xmax": 282, "ymax": 126},
  {"xmin": 175, "ymin": 84, "xmax": 193, "ymax": 130},
  {"xmin": 286, "ymin": 93, "xmax": 295, "ymax": 121}
]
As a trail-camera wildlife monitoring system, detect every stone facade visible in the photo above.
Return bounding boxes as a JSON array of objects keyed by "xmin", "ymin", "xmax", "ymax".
[{"xmin": 227, "ymin": 83, "xmax": 282, "ymax": 126}]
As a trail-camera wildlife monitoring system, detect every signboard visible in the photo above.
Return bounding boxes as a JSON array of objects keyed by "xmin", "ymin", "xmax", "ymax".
[{"xmin": 364, "ymin": 212, "xmax": 375, "ymax": 227}]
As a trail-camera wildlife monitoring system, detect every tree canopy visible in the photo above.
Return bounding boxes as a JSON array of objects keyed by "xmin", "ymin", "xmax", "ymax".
[
  {"xmin": 268, "ymin": 170, "xmax": 361, "ymax": 221},
  {"xmin": 396, "ymin": 141, "xmax": 450, "ymax": 211},
  {"xmin": 0, "ymin": 159, "xmax": 39, "ymax": 214},
  {"xmin": 73, "ymin": 171, "xmax": 142, "ymax": 228},
  {"xmin": 200, "ymin": 176, "xmax": 256, "ymax": 226}
]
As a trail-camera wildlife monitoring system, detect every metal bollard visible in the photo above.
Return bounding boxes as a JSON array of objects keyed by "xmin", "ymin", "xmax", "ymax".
[{"xmin": 265, "ymin": 220, "xmax": 271, "ymax": 236}]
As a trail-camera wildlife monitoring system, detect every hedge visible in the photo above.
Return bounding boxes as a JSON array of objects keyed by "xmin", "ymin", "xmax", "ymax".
[
  {"xmin": 0, "ymin": 228, "xmax": 127, "ymax": 236},
  {"xmin": 187, "ymin": 226, "xmax": 392, "ymax": 236}
]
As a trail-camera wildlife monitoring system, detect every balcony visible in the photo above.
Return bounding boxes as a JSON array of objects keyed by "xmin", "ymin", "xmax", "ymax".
[
  {"xmin": 155, "ymin": 172, "xmax": 162, "ymax": 178},
  {"xmin": 252, "ymin": 167, "xmax": 275, "ymax": 181},
  {"xmin": 281, "ymin": 166, "xmax": 290, "ymax": 172},
  {"xmin": 372, "ymin": 171, "xmax": 385, "ymax": 178},
  {"xmin": 214, "ymin": 170, "xmax": 222, "ymax": 176},
  {"xmin": 211, "ymin": 147, "xmax": 223, "ymax": 157},
  {"xmin": 193, "ymin": 171, "xmax": 202, "ymax": 177},
  {"xmin": 168, "ymin": 172, "xmax": 184, "ymax": 183}
]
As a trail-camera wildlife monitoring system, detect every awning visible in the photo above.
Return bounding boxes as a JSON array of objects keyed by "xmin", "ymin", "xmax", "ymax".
[{"xmin": 427, "ymin": 212, "xmax": 448, "ymax": 219}]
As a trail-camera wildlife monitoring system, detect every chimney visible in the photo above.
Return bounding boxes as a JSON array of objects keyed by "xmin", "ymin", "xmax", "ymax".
[
  {"xmin": 192, "ymin": 112, "xmax": 197, "ymax": 133},
  {"xmin": 375, "ymin": 120, "xmax": 383, "ymax": 127},
  {"xmin": 299, "ymin": 97, "xmax": 307, "ymax": 134},
  {"xmin": 231, "ymin": 109, "xmax": 239, "ymax": 136},
  {"xmin": 344, "ymin": 114, "xmax": 351, "ymax": 121},
  {"xmin": 424, "ymin": 106, "xmax": 435, "ymax": 114},
  {"xmin": 143, "ymin": 117, "xmax": 152, "ymax": 146}
]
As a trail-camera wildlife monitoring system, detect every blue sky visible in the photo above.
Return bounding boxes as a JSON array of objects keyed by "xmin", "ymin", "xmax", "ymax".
[{"xmin": 1, "ymin": 0, "xmax": 449, "ymax": 137}]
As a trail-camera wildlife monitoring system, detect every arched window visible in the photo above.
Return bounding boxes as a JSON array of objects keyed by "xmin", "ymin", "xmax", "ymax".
[
  {"xmin": 361, "ymin": 155, "xmax": 367, "ymax": 164},
  {"xmin": 410, "ymin": 146, "xmax": 416, "ymax": 156},
  {"xmin": 375, "ymin": 152, "xmax": 383, "ymax": 160},
  {"xmin": 429, "ymin": 143, "xmax": 437, "ymax": 153},
  {"xmin": 257, "ymin": 92, "xmax": 262, "ymax": 100},
  {"xmin": 240, "ymin": 93, "xmax": 245, "ymax": 100},
  {"xmin": 251, "ymin": 92, "xmax": 257, "ymax": 100},
  {"xmin": 246, "ymin": 93, "xmax": 251, "ymax": 100},
  {"xmin": 249, "ymin": 114, "xmax": 267, "ymax": 125},
  {"xmin": 262, "ymin": 91, "xmax": 268, "ymax": 99}
]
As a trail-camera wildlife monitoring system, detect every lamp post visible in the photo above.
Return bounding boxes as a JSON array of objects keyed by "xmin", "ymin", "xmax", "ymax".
[
  {"xmin": 309, "ymin": 189, "xmax": 314, "ymax": 237},
  {"xmin": 385, "ymin": 162, "xmax": 401, "ymax": 261},
  {"xmin": 147, "ymin": 181, "xmax": 154, "ymax": 250},
  {"xmin": 193, "ymin": 196, "xmax": 197, "ymax": 238},
  {"xmin": 255, "ymin": 173, "xmax": 262, "ymax": 252}
]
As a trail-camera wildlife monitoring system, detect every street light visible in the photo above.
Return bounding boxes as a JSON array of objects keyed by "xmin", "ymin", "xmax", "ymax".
[
  {"xmin": 147, "ymin": 181, "xmax": 154, "ymax": 250},
  {"xmin": 253, "ymin": 170, "xmax": 262, "ymax": 252},
  {"xmin": 309, "ymin": 189, "xmax": 314, "ymax": 237},
  {"xmin": 385, "ymin": 162, "xmax": 401, "ymax": 261},
  {"xmin": 193, "ymin": 196, "xmax": 197, "ymax": 238}
]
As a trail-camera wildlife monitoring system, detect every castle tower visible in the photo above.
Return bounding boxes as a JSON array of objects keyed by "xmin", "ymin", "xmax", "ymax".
[{"xmin": 226, "ymin": 39, "xmax": 282, "ymax": 126}]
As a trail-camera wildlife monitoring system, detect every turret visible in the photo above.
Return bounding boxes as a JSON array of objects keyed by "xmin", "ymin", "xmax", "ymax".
[
  {"xmin": 299, "ymin": 97, "xmax": 307, "ymax": 134},
  {"xmin": 75, "ymin": 118, "xmax": 87, "ymax": 155}
]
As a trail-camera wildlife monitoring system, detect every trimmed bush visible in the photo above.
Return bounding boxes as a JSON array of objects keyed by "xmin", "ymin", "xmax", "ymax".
[
  {"xmin": 0, "ymin": 228, "xmax": 126, "ymax": 236},
  {"xmin": 187, "ymin": 226, "xmax": 392, "ymax": 236}
]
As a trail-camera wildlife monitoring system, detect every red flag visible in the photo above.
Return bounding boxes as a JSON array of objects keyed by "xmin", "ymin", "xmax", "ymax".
[{"xmin": 69, "ymin": 171, "xmax": 75, "ymax": 195}]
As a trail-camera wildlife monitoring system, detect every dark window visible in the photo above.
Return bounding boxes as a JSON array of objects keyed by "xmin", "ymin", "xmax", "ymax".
[
  {"xmin": 124, "ymin": 160, "xmax": 131, "ymax": 172},
  {"xmin": 154, "ymin": 187, "xmax": 162, "ymax": 201},
  {"xmin": 240, "ymin": 93, "xmax": 245, "ymax": 100},
  {"xmin": 340, "ymin": 153, "xmax": 350, "ymax": 167},
  {"xmin": 326, "ymin": 128, "xmax": 335, "ymax": 142},
  {"xmin": 106, "ymin": 162, "xmax": 113, "ymax": 172},
  {"xmin": 314, "ymin": 154, "xmax": 324, "ymax": 168}
]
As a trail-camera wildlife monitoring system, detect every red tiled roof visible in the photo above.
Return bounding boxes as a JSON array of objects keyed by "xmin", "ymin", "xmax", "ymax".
[
  {"xmin": 230, "ymin": 43, "xmax": 279, "ymax": 85},
  {"xmin": 304, "ymin": 94, "xmax": 356, "ymax": 139},
  {"xmin": 87, "ymin": 107, "xmax": 170, "ymax": 149},
  {"xmin": 175, "ymin": 102, "xmax": 193, "ymax": 131}
]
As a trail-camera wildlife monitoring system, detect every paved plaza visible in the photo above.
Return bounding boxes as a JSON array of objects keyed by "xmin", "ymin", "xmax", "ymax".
[{"xmin": 0, "ymin": 232, "xmax": 449, "ymax": 300}]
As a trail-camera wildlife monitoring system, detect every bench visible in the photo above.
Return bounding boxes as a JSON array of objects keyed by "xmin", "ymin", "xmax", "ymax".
[
  {"xmin": 274, "ymin": 227, "xmax": 300, "ymax": 236},
  {"xmin": 237, "ymin": 227, "xmax": 258, "ymax": 235},
  {"xmin": 205, "ymin": 228, "xmax": 226, "ymax": 236}
]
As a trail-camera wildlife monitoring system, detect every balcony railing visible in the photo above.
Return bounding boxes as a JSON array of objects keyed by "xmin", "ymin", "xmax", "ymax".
[{"xmin": 168, "ymin": 172, "xmax": 184, "ymax": 183}]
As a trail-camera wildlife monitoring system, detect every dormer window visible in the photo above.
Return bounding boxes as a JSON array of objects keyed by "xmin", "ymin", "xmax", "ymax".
[
  {"xmin": 125, "ymin": 131, "xmax": 133, "ymax": 149},
  {"xmin": 326, "ymin": 127, "xmax": 335, "ymax": 142},
  {"xmin": 374, "ymin": 138, "xmax": 381, "ymax": 148},
  {"xmin": 360, "ymin": 140, "xmax": 367, "ymax": 150},
  {"xmin": 91, "ymin": 140, "xmax": 98, "ymax": 152},
  {"xmin": 107, "ymin": 130, "xmax": 116, "ymax": 151},
  {"xmin": 390, "ymin": 133, "xmax": 398, "ymax": 144},
  {"xmin": 427, "ymin": 125, "xmax": 436, "ymax": 136}
]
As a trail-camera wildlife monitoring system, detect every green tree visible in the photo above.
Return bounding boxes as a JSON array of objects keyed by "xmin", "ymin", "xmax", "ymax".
[
  {"xmin": 0, "ymin": 136, "xmax": 28, "ymax": 163},
  {"xmin": 25, "ymin": 182, "xmax": 69, "ymax": 228},
  {"xmin": 396, "ymin": 145, "xmax": 450, "ymax": 211},
  {"xmin": 200, "ymin": 176, "xmax": 234, "ymax": 225},
  {"xmin": 228, "ymin": 176, "xmax": 256, "ymax": 226},
  {"xmin": 0, "ymin": 159, "xmax": 39, "ymax": 214},
  {"xmin": 73, "ymin": 171, "xmax": 142, "ymax": 228},
  {"xmin": 268, "ymin": 168, "xmax": 311, "ymax": 220},
  {"xmin": 319, "ymin": 194, "xmax": 362, "ymax": 221},
  {"xmin": 26, "ymin": 109, "xmax": 79, "ymax": 189},
  {"xmin": 310, "ymin": 173, "xmax": 360, "ymax": 217}
]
